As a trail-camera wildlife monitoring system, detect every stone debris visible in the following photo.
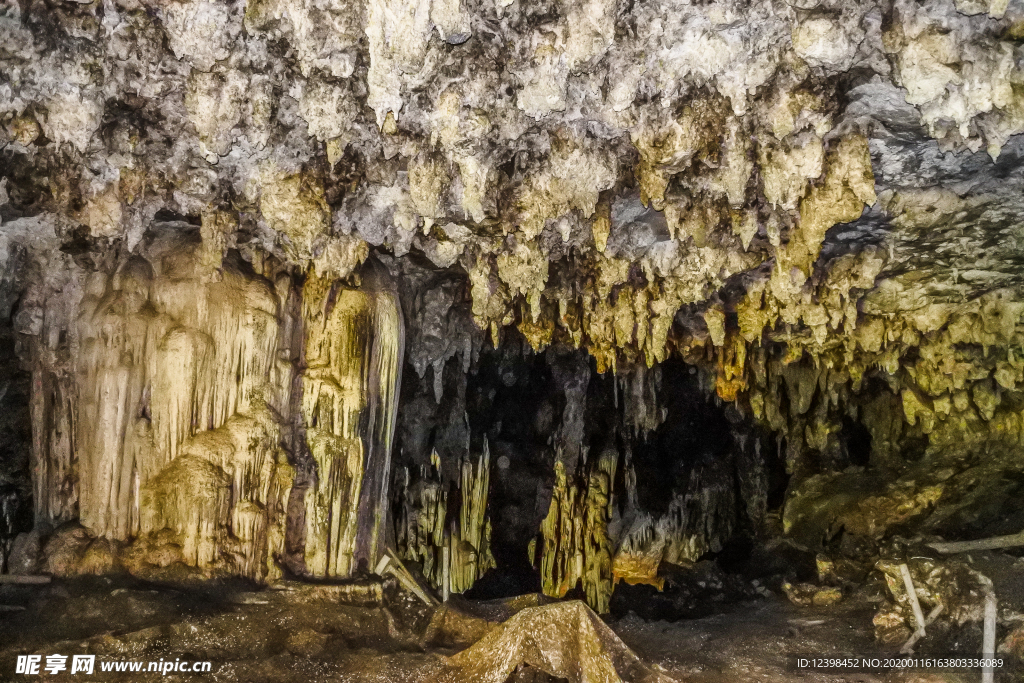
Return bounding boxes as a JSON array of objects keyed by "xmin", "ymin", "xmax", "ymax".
[{"xmin": 781, "ymin": 582, "xmax": 843, "ymax": 608}]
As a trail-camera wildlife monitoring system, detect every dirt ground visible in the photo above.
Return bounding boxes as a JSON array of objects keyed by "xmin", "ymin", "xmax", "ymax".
[{"xmin": 0, "ymin": 572, "xmax": 1018, "ymax": 683}]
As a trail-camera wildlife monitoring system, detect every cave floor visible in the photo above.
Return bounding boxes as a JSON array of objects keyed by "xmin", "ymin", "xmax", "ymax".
[{"xmin": 0, "ymin": 576, "xmax": 979, "ymax": 683}]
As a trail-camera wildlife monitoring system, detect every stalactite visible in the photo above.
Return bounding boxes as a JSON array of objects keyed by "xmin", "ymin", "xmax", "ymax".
[
  {"xmin": 621, "ymin": 365, "xmax": 664, "ymax": 435},
  {"xmin": 14, "ymin": 0, "xmax": 1024, "ymax": 602},
  {"xmin": 550, "ymin": 354, "xmax": 590, "ymax": 473}
]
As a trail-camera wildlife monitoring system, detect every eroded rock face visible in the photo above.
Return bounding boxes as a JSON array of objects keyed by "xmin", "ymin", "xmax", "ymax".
[
  {"xmin": 7, "ymin": 227, "xmax": 403, "ymax": 583},
  {"xmin": 3, "ymin": 0, "xmax": 1024, "ymax": 608}
]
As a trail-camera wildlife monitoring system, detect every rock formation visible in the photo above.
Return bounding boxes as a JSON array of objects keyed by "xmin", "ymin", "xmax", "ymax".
[{"xmin": 3, "ymin": 0, "xmax": 1024, "ymax": 614}]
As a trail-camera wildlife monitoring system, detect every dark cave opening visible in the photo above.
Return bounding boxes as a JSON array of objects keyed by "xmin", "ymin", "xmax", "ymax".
[
  {"xmin": 0, "ymin": 296, "xmax": 33, "ymax": 571},
  {"xmin": 392, "ymin": 326, "xmax": 788, "ymax": 614},
  {"xmin": 462, "ymin": 340, "xmax": 558, "ymax": 599},
  {"xmin": 840, "ymin": 416, "xmax": 872, "ymax": 468},
  {"xmin": 626, "ymin": 360, "xmax": 735, "ymax": 519}
]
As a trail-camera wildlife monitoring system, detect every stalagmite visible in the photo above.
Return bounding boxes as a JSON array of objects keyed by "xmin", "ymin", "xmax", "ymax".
[
  {"xmin": 539, "ymin": 461, "xmax": 580, "ymax": 600},
  {"xmin": 611, "ymin": 457, "xmax": 736, "ymax": 592},
  {"xmin": 430, "ymin": 601, "xmax": 679, "ymax": 683},
  {"xmin": 395, "ymin": 442, "xmax": 495, "ymax": 595},
  {"xmin": 395, "ymin": 459, "xmax": 448, "ymax": 585},
  {"xmin": 583, "ymin": 452, "xmax": 617, "ymax": 614},
  {"xmin": 451, "ymin": 441, "xmax": 493, "ymax": 594},
  {"xmin": 63, "ymin": 235, "xmax": 297, "ymax": 581},
  {"xmin": 613, "ymin": 512, "xmax": 665, "ymax": 591},
  {"xmin": 537, "ymin": 452, "xmax": 618, "ymax": 613}
]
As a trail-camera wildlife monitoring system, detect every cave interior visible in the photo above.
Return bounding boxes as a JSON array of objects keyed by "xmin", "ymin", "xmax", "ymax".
[{"xmin": 6, "ymin": 0, "xmax": 1024, "ymax": 679}]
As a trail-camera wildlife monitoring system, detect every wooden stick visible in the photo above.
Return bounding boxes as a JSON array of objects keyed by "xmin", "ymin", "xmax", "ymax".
[
  {"xmin": 900, "ymin": 603, "xmax": 944, "ymax": 654},
  {"xmin": 375, "ymin": 552, "xmax": 440, "ymax": 607},
  {"xmin": 983, "ymin": 592, "xmax": 997, "ymax": 683},
  {"xmin": 899, "ymin": 564, "xmax": 927, "ymax": 636},
  {"xmin": 927, "ymin": 531, "xmax": 1024, "ymax": 554},
  {"xmin": 0, "ymin": 575, "xmax": 51, "ymax": 585}
]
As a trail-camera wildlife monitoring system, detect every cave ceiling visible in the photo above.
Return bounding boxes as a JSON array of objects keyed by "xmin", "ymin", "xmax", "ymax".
[{"xmin": 4, "ymin": 0, "xmax": 1024, "ymax": 480}]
